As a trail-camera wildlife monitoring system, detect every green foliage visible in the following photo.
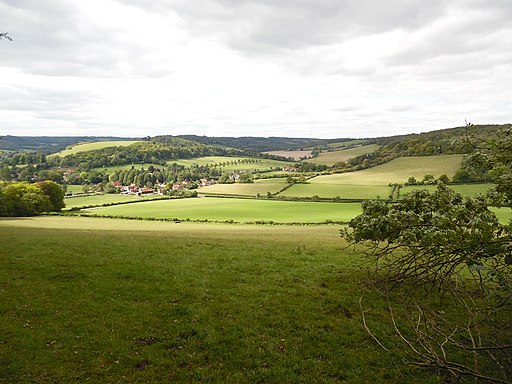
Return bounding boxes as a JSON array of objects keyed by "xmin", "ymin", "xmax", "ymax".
[
  {"xmin": 0, "ymin": 182, "xmax": 50, "ymax": 216},
  {"xmin": 238, "ymin": 172, "xmax": 254, "ymax": 183},
  {"xmin": 343, "ymin": 186, "xmax": 510, "ymax": 283},
  {"xmin": 36, "ymin": 180, "xmax": 65, "ymax": 211},
  {"xmin": 342, "ymin": 128, "xmax": 512, "ymax": 382}
]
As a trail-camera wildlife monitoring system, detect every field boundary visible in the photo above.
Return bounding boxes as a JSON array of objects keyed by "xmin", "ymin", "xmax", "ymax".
[{"xmin": 55, "ymin": 212, "xmax": 349, "ymax": 226}]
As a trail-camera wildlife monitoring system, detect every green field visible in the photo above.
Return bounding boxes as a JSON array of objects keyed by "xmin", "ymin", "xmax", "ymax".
[
  {"xmin": 401, "ymin": 183, "xmax": 496, "ymax": 197},
  {"xmin": 263, "ymin": 150, "xmax": 313, "ymax": 160},
  {"xmin": 64, "ymin": 194, "xmax": 142, "ymax": 209},
  {"xmin": 306, "ymin": 145, "xmax": 380, "ymax": 166},
  {"xmin": 490, "ymin": 206, "xmax": 512, "ymax": 224},
  {"xmin": 64, "ymin": 184, "xmax": 86, "ymax": 194},
  {"xmin": 324, "ymin": 139, "xmax": 367, "ymax": 149},
  {"xmin": 0, "ymin": 216, "xmax": 444, "ymax": 383},
  {"xmin": 311, "ymin": 155, "xmax": 463, "ymax": 185},
  {"xmin": 281, "ymin": 184, "xmax": 392, "ymax": 199},
  {"xmin": 171, "ymin": 156, "xmax": 292, "ymax": 172},
  {"xmin": 280, "ymin": 155, "xmax": 463, "ymax": 199},
  {"xmin": 50, "ymin": 141, "xmax": 141, "ymax": 157},
  {"xmin": 199, "ymin": 178, "xmax": 288, "ymax": 196},
  {"xmin": 79, "ymin": 197, "xmax": 362, "ymax": 223},
  {"xmin": 92, "ymin": 163, "xmax": 163, "ymax": 173}
]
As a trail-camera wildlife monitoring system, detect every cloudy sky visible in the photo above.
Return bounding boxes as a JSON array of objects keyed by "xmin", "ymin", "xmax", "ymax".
[{"xmin": 0, "ymin": 0, "xmax": 511, "ymax": 138}]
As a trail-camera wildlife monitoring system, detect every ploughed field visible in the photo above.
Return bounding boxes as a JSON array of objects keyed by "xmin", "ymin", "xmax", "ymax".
[{"xmin": 0, "ymin": 216, "xmax": 444, "ymax": 383}]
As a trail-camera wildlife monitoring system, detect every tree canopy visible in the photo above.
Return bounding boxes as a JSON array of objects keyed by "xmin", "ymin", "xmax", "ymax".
[
  {"xmin": 342, "ymin": 127, "xmax": 512, "ymax": 383},
  {"xmin": 0, "ymin": 181, "xmax": 65, "ymax": 216}
]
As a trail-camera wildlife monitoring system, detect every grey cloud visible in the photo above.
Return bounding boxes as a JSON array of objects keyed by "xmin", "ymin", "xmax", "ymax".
[
  {"xmin": 385, "ymin": 1, "xmax": 512, "ymax": 70},
  {"xmin": 0, "ymin": 0, "xmax": 176, "ymax": 78},
  {"xmin": 168, "ymin": 0, "xmax": 450, "ymax": 54}
]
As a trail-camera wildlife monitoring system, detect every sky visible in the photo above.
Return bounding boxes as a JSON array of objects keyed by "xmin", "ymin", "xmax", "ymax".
[{"xmin": 0, "ymin": 0, "xmax": 511, "ymax": 139}]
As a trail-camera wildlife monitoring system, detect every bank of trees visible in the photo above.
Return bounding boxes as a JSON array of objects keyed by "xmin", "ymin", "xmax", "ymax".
[
  {"xmin": 342, "ymin": 127, "xmax": 512, "ymax": 383},
  {"xmin": 0, "ymin": 181, "xmax": 64, "ymax": 216}
]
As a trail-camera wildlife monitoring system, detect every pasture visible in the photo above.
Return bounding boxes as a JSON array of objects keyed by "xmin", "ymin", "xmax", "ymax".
[
  {"xmin": 63, "ymin": 193, "xmax": 142, "ymax": 209},
  {"xmin": 280, "ymin": 155, "xmax": 462, "ymax": 199},
  {"xmin": 305, "ymin": 144, "xmax": 380, "ymax": 166},
  {"xmin": 401, "ymin": 183, "xmax": 496, "ymax": 197},
  {"xmin": 199, "ymin": 178, "xmax": 288, "ymax": 196},
  {"xmin": 78, "ymin": 197, "xmax": 362, "ymax": 223},
  {"xmin": 171, "ymin": 156, "xmax": 292, "ymax": 172},
  {"xmin": 280, "ymin": 184, "xmax": 391, "ymax": 199},
  {"xmin": 263, "ymin": 150, "xmax": 313, "ymax": 160},
  {"xmin": 50, "ymin": 140, "xmax": 141, "ymax": 157},
  {"xmin": 0, "ymin": 216, "xmax": 441, "ymax": 383},
  {"xmin": 92, "ymin": 163, "xmax": 163, "ymax": 173},
  {"xmin": 64, "ymin": 184, "xmax": 86, "ymax": 194}
]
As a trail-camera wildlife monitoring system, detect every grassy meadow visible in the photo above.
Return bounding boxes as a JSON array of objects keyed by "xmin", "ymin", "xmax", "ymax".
[
  {"xmin": 50, "ymin": 141, "xmax": 141, "ymax": 157},
  {"xmin": 64, "ymin": 184, "xmax": 86, "ymax": 194},
  {"xmin": 281, "ymin": 184, "xmax": 391, "ymax": 199},
  {"xmin": 264, "ymin": 150, "xmax": 313, "ymax": 160},
  {"xmin": 64, "ymin": 194, "xmax": 141, "ymax": 209},
  {"xmin": 199, "ymin": 178, "xmax": 288, "ymax": 196},
  {"xmin": 92, "ymin": 163, "xmax": 163, "ymax": 173},
  {"xmin": 282, "ymin": 155, "xmax": 463, "ymax": 198},
  {"xmin": 0, "ymin": 216, "xmax": 442, "ymax": 383},
  {"xmin": 78, "ymin": 197, "xmax": 362, "ymax": 223},
  {"xmin": 401, "ymin": 183, "xmax": 496, "ymax": 197},
  {"xmin": 171, "ymin": 157, "xmax": 292, "ymax": 172},
  {"xmin": 306, "ymin": 145, "xmax": 380, "ymax": 166}
]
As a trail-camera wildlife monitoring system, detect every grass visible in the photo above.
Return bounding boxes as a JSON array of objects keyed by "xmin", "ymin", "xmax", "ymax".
[
  {"xmin": 306, "ymin": 145, "xmax": 380, "ymax": 166},
  {"xmin": 63, "ymin": 194, "xmax": 141, "ymax": 209},
  {"xmin": 309, "ymin": 155, "xmax": 463, "ymax": 186},
  {"xmin": 64, "ymin": 185, "xmax": 86, "ymax": 194},
  {"xmin": 171, "ymin": 157, "xmax": 292, "ymax": 172},
  {"xmin": 199, "ymin": 178, "xmax": 288, "ymax": 196},
  {"xmin": 50, "ymin": 141, "xmax": 141, "ymax": 157},
  {"xmin": 0, "ymin": 216, "xmax": 442, "ymax": 383},
  {"xmin": 280, "ymin": 155, "xmax": 462, "ymax": 199},
  {"xmin": 263, "ymin": 150, "xmax": 313, "ymax": 160},
  {"xmin": 79, "ymin": 197, "xmax": 362, "ymax": 223},
  {"xmin": 92, "ymin": 163, "xmax": 163, "ymax": 173},
  {"xmin": 281, "ymin": 184, "xmax": 392, "ymax": 199},
  {"xmin": 490, "ymin": 206, "xmax": 512, "ymax": 224},
  {"xmin": 401, "ymin": 183, "xmax": 497, "ymax": 197},
  {"xmin": 324, "ymin": 139, "xmax": 367, "ymax": 149}
]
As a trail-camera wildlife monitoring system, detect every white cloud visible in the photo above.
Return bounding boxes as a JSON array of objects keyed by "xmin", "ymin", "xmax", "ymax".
[{"xmin": 0, "ymin": 0, "xmax": 510, "ymax": 138}]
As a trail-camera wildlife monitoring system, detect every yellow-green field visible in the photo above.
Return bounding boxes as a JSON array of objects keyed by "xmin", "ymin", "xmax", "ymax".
[
  {"xmin": 0, "ymin": 216, "xmax": 445, "ymax": 383},
  {"xmin": 51, "ymin": 141, "xmax": 141, "ymax": 157},
  {"xmin": 64, "ymin": 184, "xmax": 86, "ymax": 194},
  {"xmin": 199, "ymin": 178, "xmax": 288, "ymax": 196},
  {"xmin": 401, "ymin": 183, "xmax": 496, "ymax": 197},
  {"xmin": 310, "ymin": 154, "xmax": 462, "ymax": 185},
  {"xmin": 171, "ymin": 156, "xmax": 292, "ymax": 172},
  {"xmin": 280, "ymin": 155, "xmax": 463, "ymax": 198},
  {"xmin": 92, "ymin": 163, "xmax": 163, "ymax": 172},
  {"xmin": 280, "ymin": 184, "xmax": 391, "ymax": 199},
  {"xmin": 64, "ymin": 194, "xmax": 142, "ymax": 209},
  {"xmin": 79, "ymin": 197, "xmax": 363, "ymax": 223},
  {"xmin": 324, "ymin": 139, "xmax": 367, "ymax": 149},
  {"xmin": 306, "ymin": 144, "xmax": 380, "ymax": 166},
  {"xmin": 263, "ymin": 150, "xmax": 313, "ymax": 160}
]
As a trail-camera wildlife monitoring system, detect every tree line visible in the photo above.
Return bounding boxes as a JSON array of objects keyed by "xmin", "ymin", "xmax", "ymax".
[{"xmin": 0, "ymin": 181, "xmax": 64, "ymax": 216}]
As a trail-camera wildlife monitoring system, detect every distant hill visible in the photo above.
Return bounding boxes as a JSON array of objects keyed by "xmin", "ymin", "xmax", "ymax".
[
  {"xmin": 0, "ymin": 136, "xmax": 138, "ymax": 153},
  {"xmin": 176, "ymin": 135, "xmax": 354, "ymax": 152},
  {"xmin": 372, "ymin": 124, "xmax": 510, "ymax": 156}
]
